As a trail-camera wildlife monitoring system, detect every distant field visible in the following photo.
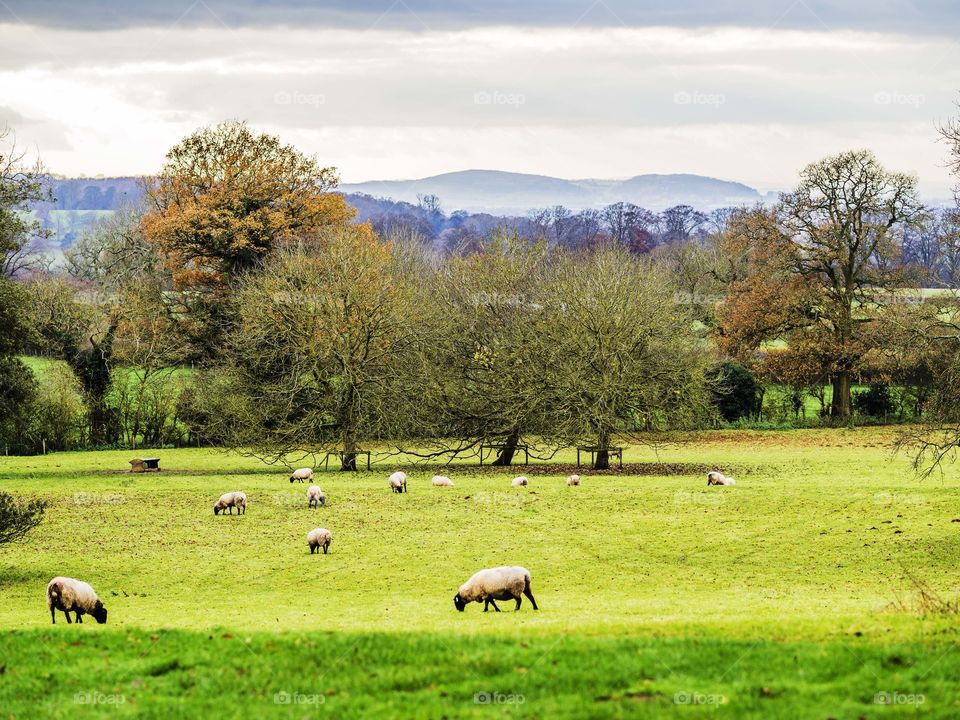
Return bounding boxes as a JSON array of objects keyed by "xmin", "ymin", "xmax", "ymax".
[{"xmin": 1, "ymin": 428, "xmax": 959, "ymax": 717}]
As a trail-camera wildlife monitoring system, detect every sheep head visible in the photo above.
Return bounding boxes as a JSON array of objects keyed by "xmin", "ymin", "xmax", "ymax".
[
  {"xmin": 92, "ymin": 601, "xmax": 108, "ymax": 624},
  {"xmin": 453, "ymin": 593, "xmax": 466, "ymax": 612}
]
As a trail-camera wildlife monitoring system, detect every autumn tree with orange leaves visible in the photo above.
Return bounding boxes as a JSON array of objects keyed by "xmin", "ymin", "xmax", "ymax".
[{"xmin": 141, "ymin": 121, "xmax": 355, "ymax": 357}]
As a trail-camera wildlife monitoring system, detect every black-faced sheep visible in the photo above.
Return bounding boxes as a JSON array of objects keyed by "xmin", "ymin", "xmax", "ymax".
[
  {"xmin": 511, "ymin": 476, "xmax": 528, "ymax": 487},
  {"xmin": 707, "ymin": 471, "xmax": 735, "ymax": 486},
  {"xmin": 290, "ymin": 468, "xmax": 314, "ymax": 484},
  {"xmin": 389, "ymin": 471, "xmax": 407, "ymax": 493},
  {"xmin": 454, "ymin": 566, "xmax": 538, "ymax": 612},
  {"xmin": 214, "ymin": 491, "xmax": 247, "ymax": 515},
  {"xmin": 307, "ymin": 528, "xmax": 332, "ymax": 554},
  {"xmin": 46, "ymin": 577, "xmax": 108, "ymax": 624},
  {"xmin": 566, "ymin": 474, "xmax": 581, "ymax": 486},
  {"xmin": 432, "ymin": 475, "xmax": 454, "ymax": 487},
  {"xmin": 307, "ymin": 485, "xmax": 326, "ymax": 508}
]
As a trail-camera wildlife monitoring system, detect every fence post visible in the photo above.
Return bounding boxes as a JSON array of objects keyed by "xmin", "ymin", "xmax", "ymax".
[{"xmin": 42, "ymin": 438, "xmax": 47, "ymax": 455}]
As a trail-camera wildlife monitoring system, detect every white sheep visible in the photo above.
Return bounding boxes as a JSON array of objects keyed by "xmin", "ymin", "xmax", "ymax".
[
  {"xmin": 432, "ymin": 475, "xmax": 454, "ymax": 487},
  {"xmin": 454, "ymin": 566, "xmax": 538, "ymax": 612},
  {"xmin": 307, "ymin": 528, "xmax": 332, "ymax": 554},
  {"xmin": 214, "ymin": 491, "xmax": 247, "ymax": 515},
  {"xmin": 707, "ymin": 471, "xmax": 736, "ymax": 486},
  {"xmin": 389, "ymin": 471, "xmax": 407, "ymax": 493},
  {"xmin": 46, "ymin": 577, "xmax": 108, "ymax": 624},
  {"xmin": 566, "ymin": 474, "xmax": 581, "ymax": 486},
  {"xmin": 290, "ymin": 467, "xmax": 314, "ymax": 484},
  {"xmin": 511, "ymin": 476, "xmax": 528, "ymax": 487},
  {"xmin": 307, "ymin": 485, "xmax": 326, "ymax": 508}
]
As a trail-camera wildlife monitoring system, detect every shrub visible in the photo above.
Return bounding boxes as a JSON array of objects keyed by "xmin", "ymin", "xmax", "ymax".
[
  {"xmin": 0, "ymin": 491, "xmax": 45, "ymax": 545},
  {"xmin": 0, "ymin": 357, "xmax": 39, "ymax": 453},
  {"xmin": 708, "ymin": 361, "xmax": 762, "ymax": 422},
  {"xmin": 31, "ymin": 364, "xmax": 87, "ymax": 451},
  {"xmin": 853, "ymin": 383, "xmax": 896, "ymax": 418}
]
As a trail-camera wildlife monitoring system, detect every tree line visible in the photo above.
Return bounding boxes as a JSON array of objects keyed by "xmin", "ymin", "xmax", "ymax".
[{"xmin": 3, "ymin": 120, "xmax": 960, "ymax": 469}]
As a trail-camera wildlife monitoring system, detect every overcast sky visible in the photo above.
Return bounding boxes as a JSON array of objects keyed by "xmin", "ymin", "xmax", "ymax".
[{"xmin": 1, "ymin": 0, "xmax": 958, "ymax": 197}]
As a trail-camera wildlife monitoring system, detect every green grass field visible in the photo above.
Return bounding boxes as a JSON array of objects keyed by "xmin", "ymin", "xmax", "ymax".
[{"xmin": 1, "ymin": 428, "xmax": 960, "ymax": 717}]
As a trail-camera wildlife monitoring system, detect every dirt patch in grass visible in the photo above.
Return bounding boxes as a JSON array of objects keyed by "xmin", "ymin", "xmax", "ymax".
[{"xmin": 452, "ymin": 462, "xmax": 755, "ymax": 477}]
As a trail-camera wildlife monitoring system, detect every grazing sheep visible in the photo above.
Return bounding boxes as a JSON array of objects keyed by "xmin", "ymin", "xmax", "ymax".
[
  {"xmin": 454, "ymin": 566, "xmax": 538, "ymax": 613},
  {"xmin": 566, "ymin": 474, "xmax": 581, "ymax": 486},
  {"xmin": 46, "ymin": 577, "xmax": 108, "ymax": 624},
  {"xmin": 290, "ymin": 468, "xmax": 314, "ymax": 484},
  {"xmin": 511, "ymin": 476, "xmax": 528, "ymax": 487},
  {"xmin": 432, "ymin": 475, "xmax": 454, "ymax": 487},
  {"xmin": 389, "ymin": 471, "xmax": 407, "ymax": 493},
  {"xmin": 307, "ymin": 485, "xmax": 326, "ymax": 508},
  {"xmin": 707, "ymin": 471, "xmax": 736, "ymax": 486},
  {"xmin": 307, "ymin": 528, "xmax": 332, "ymax": 554},
  {"xmin": 214, "ymin": 491, "xmax": 247, "ymax": 515}
]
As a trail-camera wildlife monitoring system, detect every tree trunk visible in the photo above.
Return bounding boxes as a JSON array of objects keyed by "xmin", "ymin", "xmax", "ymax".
[
  {"xmin": 593, "ymin": 432, "xmax": 611, "ymax": 470},
  {"xmin": 67, "ymin": 325, "xmax": 117, "ymax": 447},
  {"xmin": 340, "ymin": 386, "xmax": 358, "ymax": 471},
  {"xmin": 831, "ymin": 371, "xmax": 851, "ymax": 418},
  {"xmin": 340, "ymin": 425, "xmax": 358, "ymax": 471},
  {"xmin": 491, "ymin": 428, "xmax": 520, "ymax": 466}
]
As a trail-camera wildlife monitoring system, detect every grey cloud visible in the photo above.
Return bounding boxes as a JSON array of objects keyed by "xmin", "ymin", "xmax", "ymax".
[{"xmin": 1, "ymin": 0, "xmax": 958, "ymax": 35}]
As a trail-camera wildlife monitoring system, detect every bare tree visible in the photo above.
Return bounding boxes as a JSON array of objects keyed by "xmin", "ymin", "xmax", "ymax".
[
  {"xmin": 0, "ymin": 127, "xmax": 52, "ymax": 278},
  {"xmin": 778, "ymin": 149, "xmax": 922, "ymax": 417},
  {"xmin": 537, "ymin": 246, "xmax": 711, "ymax": 469},
  {"xmin": 212, "ymin": 226, "xmax": 419, "ymax": 470}
]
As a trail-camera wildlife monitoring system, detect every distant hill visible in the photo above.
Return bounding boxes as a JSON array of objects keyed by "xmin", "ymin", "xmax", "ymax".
[
  {"xmin": 27, "ymin": 171, "xmax": 770, "ymax": 255},
  {"xmin": 341, "ymin": 169, "xmax": 765, "ymax": 214}
]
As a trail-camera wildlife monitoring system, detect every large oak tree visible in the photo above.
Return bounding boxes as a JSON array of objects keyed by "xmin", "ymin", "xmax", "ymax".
[{"xmin": 719, "ymin": 150, "xmax": 921, "ymax": 417}]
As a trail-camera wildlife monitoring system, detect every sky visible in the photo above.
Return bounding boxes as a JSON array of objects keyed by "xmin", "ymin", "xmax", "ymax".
[{"xmin": 0, "ymin": 0, "xmax": 958, "ymax": 198}]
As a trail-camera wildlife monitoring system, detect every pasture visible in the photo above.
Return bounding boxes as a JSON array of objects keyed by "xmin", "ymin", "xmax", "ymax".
[{"xmin": 1, "ymin": 428, "xmax": 960, "ymax": 718}]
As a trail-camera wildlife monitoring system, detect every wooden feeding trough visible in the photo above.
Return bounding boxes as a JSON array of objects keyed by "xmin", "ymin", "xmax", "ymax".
[
  {"xmin": 129, "ymin": 457, "xmax": 161, "ymax": 473},
  {"xmin": 576, "ymin": 446, "xmax": 623, "ymax": 469}
]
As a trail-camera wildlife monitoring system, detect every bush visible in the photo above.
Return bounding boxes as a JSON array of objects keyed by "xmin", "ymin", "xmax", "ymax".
[
  {"xmin": 0, "ymin": 356, "xmax": 39, "ymax": 452},
  {"xmin": 0, "ymin": 491, "xmax": 45, "ymax": 545},
  {"xmin": 31, "ymin": 364, "xmax": 87, "ymax": 451},
  {"xmin": 853, "ymin": 383, "xmax": 896, "ymax": 418},
  {"xmin": 708, "ymin": 361, "xmax": 762, "ymax": 422}
]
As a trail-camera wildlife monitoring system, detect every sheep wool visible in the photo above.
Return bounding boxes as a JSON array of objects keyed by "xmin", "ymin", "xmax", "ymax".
[
  {"xmin": 432, "ymin": 475, "xmax": 454, "ymax": 487},
  {"xmin": 389, "ymin": 471, "xmax": 407, "ymax": 493},
  {"xmin": 454, "ymin": 566, "xmax": 539, "ymax": 612},
  {"xmin": 307, "ymin": 528, "xmax": 333, "ymax": 554},
  {"xmin": 214, "ymin": 491, "xmax": 247, "ymax": 515},
  {"xmin": 290, "ymin": 468, "xmax": 314, "ymax": 484},
  {"xmin": 307, "ymin": 485, "xmax": 326, "ymax": 508},
  {"xmin": 511, "ymin": 476, "xmax": 528, "ymax": 487},
  {"xmin": 707, "ymin": 471, "xmax": 735, "ymax": 486},
  {"xmin": 46, "ymin": 577, "xmax": 108, "ymax": 624}
]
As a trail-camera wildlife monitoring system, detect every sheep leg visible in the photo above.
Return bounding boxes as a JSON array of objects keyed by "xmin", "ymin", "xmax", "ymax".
[
  {"xmin": 50, "ymin": 607, "xmax": 56, "ymax": 624},
  {"xmin": 76, "ymin": 612, "xmax": 83, "ymax": 623},
  {"xmin": 485, "ymin": 598, "xmax": 501, "ymax": 612},
  {"xmin": 64, "ymin": 610, "xmax": 72, "ymax": 624},
  {"xmin": 523, "ymin": 588, "xmax": 539, "ymax": 610},
  {"xmin": 323, "ymin": 544, "xmax": 329, "ymax": 555},
  {"xmin": 515, "ymin": 595, "xmax": 522, "ymax": 611}
]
